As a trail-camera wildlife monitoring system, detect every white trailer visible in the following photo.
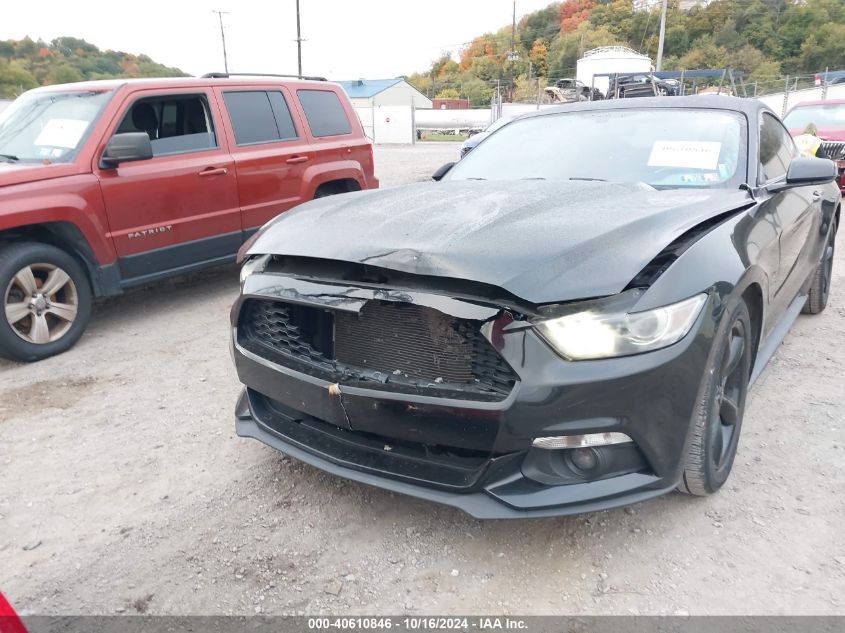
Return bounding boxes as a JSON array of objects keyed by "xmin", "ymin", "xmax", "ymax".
[{"xmin": 576, "ymin": 46, "xmax": 653, "ymax": 97}]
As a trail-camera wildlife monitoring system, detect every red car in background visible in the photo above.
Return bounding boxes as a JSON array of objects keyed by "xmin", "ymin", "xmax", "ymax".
[
  {"xmin": 0, "ymin": 75, "xmax": 377, "ymax": 362},
  {"xmin": 783, "ymin": 99, "xmax": 845, "ymax": 194}
]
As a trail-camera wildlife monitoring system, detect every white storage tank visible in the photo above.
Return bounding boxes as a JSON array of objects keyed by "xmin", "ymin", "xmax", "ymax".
[{"xmin": 576, "ymin": 47, "xmax": 653, "ymax": 97}]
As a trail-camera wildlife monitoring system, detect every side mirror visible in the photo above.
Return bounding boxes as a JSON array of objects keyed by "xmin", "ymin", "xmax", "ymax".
[
  {"xmin": 432, "ymin": 162, "xmax": 455, "ymax": 181},
  {"xmin": 770, "ymin": 156, "xmax": 837, "ymax": 192},
  {"xmin": 101, "ymin": 132, "xmax": 153, "ymax": 168}
]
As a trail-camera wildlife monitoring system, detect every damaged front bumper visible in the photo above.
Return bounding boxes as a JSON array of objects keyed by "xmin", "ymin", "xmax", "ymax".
[{"xmin": 232, "ymin": 272, "xmax": 714, "ymax": 519}]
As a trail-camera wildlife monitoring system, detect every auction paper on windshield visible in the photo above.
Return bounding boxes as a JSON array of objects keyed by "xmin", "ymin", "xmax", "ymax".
[
  {"xmin": 34, "ymin": 119, "xmax": 89, "ymax": 149},
  {"xmin": 647, "ymin": 140, "xmax": 722, "ymax": 171}
]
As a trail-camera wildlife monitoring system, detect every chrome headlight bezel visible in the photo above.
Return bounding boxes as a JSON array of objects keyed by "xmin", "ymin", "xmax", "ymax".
[{"xmin": 534, "ymin": 290, "xmax": 708, "ymax": 361}]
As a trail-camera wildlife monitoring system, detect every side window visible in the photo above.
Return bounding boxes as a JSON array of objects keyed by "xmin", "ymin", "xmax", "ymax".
[
  {"xmin": 296, "ymin": 90, "xmax": 352, "ymax": 137},
  {"xmin": 223, "ymin": 90, "xmax": 298, "ymax": 145},
  {"xmin": 116, "ymin": 94, "xmax": 217, "ymax": 156},
  {"xmin": 759, "ymin": 113, "xmax": 798, "ymax": 183}
]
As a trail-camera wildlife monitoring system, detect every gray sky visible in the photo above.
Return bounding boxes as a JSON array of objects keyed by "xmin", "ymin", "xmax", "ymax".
[{"xmin": 2, "ymin": 0, "xmax": 556, "ymax": 80}]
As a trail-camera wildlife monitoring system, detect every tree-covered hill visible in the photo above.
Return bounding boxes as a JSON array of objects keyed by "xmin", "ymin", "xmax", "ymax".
[
  {"xmin": 408, "ymin": 0, "xmax": 845, "ymax": 106},
  {"xmin": 0, "ymin": 36, "xmax": 187, "ymax": 98}
]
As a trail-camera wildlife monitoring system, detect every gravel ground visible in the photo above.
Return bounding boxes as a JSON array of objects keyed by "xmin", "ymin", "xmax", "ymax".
[{"xmin": 1, "ymin": 142, "xmax": 844, "ymax": 616}]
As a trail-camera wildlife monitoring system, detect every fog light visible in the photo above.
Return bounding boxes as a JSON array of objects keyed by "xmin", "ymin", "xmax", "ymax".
[
  {"xmin": 569, "ymin": 447, "xmax": 599, "ymax": 472},
  {"xmin": 531, "ymin": 432, "xmax": 632, "ymax": 450}
]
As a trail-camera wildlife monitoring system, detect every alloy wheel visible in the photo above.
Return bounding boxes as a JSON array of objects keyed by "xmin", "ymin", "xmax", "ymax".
[
  {"xmin": 821, "ymin": 231, "xmax": 835, "ymax": 306},
  {"xmin": 4, "ymin": 263, "xmax": 79, "ymax": 344},
  {"xmin": 708, "ymin": 318, "xmax": 747, "ymax": 474}
]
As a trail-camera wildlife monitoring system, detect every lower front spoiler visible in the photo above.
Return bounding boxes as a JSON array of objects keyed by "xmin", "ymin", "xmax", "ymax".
[{"xmin": 235, "ymin": 391, "xmax": 679, "ymax": 520}]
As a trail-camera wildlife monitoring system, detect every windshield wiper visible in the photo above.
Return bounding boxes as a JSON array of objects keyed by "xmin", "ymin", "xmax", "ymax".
[
  {"xmin": 0, "ymin": 153, "xmax": 19, "ymax": 162},
  {"xmin": 569, "ymin": 177, "xmax": 607, "ymax": 182}
]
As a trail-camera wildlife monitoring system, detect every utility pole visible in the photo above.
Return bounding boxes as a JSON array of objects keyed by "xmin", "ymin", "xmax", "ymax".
[
  {"xmin": 295, "ymin": 0, "xmax": 303, "ymax": 77},
  {"xmin": 655, "ymin": 0, "xmax": 668, "ymax": 71},
  {"xmin": 508, "ymin": 0, "xmax": 518, "ymax": 101},
  {"xmin": 212, "ymin": 10, "xmax": 230, "ymax": 73}
]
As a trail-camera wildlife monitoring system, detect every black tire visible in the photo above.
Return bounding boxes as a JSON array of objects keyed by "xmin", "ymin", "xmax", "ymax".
[
  {"xmin": 802, "ymin": 219, "xmax": 836, "ymax": 315},
  {"xmin": 0, "ymin": 242, "xmax": 92, "ymax": 362},
  {"xmin": 678, "ymin": 299, "xmax": 752, "ymax": 496}
]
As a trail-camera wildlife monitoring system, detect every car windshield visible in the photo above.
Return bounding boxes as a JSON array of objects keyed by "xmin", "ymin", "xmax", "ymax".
[
  {"xmin": 783, "ymin": 104, "xmax": 845, "ymax": 130},
  {"xmin": 447, "ymin": 108, "xmax": 747, "ymax": 189},
  {"xmin": 0, "ymin": 90, "xmax": 113, "ymax": 163}
]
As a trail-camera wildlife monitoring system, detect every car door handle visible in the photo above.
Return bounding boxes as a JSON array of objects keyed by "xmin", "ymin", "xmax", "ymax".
[
  {"xmin": 199, "ymin": 167, "xmax": 228, "ymax": 177},
  {"xmin": 812, "ymin": 191, "xmax": 822, "ymax": 202},
  {"xmin": 286, "ymin": 156, "xmax": 309, "ymax": 165}
]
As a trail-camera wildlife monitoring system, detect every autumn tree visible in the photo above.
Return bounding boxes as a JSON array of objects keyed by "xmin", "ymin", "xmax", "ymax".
[
  {"xmin": 559, "ymin": 0, "xmax": 597, "ymax": 33},
  {"xmin": 529, "ymin": 38, "xmax": 550, "ymax": 77}
]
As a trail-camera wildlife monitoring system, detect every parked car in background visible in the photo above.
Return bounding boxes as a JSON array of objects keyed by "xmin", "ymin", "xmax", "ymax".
[
  {"xmin": 460, "ymin": 116, "xmax": 513, "ymax": 157},
  {"xmin": 0, "ymin": 74, "xmax": 377, "ymax": 362},
  {"xmin": 544, "ymin": 78, "xmax": 603, "ymax": 104},
  {"xmin": 783, "ymin": 99, "xmax": 845, "ymax": 194},
  {"xmin": 608, "ymin": 73, "xmax": 679, "ymax": 98},
  {"xmin": 232, "ymin": 96, "xmax": 839, "ymax": 518},
  {"xmin": 815, "ymin": 70, "xmax": 845, "ymax": 86}
]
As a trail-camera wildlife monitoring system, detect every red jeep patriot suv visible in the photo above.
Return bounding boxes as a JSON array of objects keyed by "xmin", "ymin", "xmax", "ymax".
[{"xmin": 0, "ymin": 74, "xmax": 377, "ymax": 362}]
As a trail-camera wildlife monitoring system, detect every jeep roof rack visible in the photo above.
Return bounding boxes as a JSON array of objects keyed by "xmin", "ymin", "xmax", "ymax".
[{"xmin": 201, "ymin": 72, "xmax": 328, "ymax": 81}]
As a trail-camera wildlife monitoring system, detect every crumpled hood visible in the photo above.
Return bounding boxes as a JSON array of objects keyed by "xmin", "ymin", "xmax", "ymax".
[
  {"xmin": 0, "ymin": 162, "xmax": 78, "ymax": 188},
  {"xmin": 247, "ymin": 180, "xmax": 752, "ymax": 304}
]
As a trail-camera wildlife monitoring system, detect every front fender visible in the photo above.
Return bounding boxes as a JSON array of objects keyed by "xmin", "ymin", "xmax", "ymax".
[
  {"xmin": 634, "ymin": 210, "xmax": 772, "ymax": 328},
  {"xmin": 0, "ymin": 174, "xmax": 116, "ymax": 265}
]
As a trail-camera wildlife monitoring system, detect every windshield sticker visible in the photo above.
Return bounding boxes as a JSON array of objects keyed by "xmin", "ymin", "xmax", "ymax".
[
  {"xmin": 647, "ymin": 140, "xmax": 722, "ymax": 170},
  {"xmin": 34, "ymin": 118, "xmax": 89, "ymax": 149}
]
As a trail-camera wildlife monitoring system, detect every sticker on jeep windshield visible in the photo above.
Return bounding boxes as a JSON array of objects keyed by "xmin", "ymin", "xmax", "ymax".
[
  {"xmin": 647, "ymin": 140, "xmax": 722, "ymax": 171},
  {"xmin": 34, "ymin": 119, "xmax": 89, "ymax": 149}
]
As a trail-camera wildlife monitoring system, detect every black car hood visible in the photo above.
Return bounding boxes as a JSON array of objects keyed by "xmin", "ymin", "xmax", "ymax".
[{"xmin": 247, "ymin": 180, "xmax": 752, "ymax": 304}]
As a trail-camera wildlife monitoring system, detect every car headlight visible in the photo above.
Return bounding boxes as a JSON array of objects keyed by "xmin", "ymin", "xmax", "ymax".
[
  {"xmin": 535, "ymin": 292, "xmax": 707, "ymax": 361},
  {"xmin": 239, "ymin": 254, "xmax": 270, "ymax": 287}
]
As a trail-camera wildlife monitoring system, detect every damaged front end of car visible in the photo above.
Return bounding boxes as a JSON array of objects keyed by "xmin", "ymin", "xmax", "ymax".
[{"xmin": 231, "ymin": 246, "xmax": 723, "ymax": 518}]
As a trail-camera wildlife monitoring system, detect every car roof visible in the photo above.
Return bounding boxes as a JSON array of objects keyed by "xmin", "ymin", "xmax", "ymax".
[
  {"xmin": 520, "ymin": 95, "xmax": 771, "ymax": 120},
  {"xmin": 26, "ymin": 76, "xmax": 337, "ymax": 95}
]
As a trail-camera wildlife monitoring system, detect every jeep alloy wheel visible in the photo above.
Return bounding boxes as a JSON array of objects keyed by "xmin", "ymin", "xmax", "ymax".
[
  {"xmin": 5, "ymin": 262, "xmax": 79, "ymax": 344},
  {"xmin": 0, "ymin": 242, "xmax": 92, "ymax": 362}
]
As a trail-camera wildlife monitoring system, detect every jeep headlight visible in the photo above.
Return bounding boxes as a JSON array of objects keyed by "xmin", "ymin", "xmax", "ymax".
[
  {"xmin": 239, "ymin": 254, "xmax": 270, "ymax": 287},
  {"xmin": 535, "ymin": 292, "xmax": 707, "ymax": 361}
]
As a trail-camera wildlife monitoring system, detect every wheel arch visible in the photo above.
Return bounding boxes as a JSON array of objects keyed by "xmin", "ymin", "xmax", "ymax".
[
  {"xmin": 0, "ymin": 222, "xmax": 120, "ymax": 297},
  {"xmin": 313, "ymin": 178, "xmax": 362, "ymax": 198}
]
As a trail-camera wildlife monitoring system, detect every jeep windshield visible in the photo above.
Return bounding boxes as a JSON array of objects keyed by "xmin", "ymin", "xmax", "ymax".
[
  {"xmin": 446, "ymin": 108, "xmax": 747, "ymax": 189},
  {"xmin": 0, "ymin": 90, "xmax": 113, "ymax": 163}
]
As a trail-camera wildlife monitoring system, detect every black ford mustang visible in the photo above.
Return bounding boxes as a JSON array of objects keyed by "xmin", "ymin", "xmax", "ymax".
[{"xmin": 231, "ymin": 97, "xmax": 840, "ymax": 518}]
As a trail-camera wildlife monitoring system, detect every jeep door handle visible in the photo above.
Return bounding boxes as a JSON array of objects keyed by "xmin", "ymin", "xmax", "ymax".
[
  {"xmin": 812, "ymin": 191, "xmax": 822, "ymax": 202},
  {"xmin": 199, "ymin": 167, "xmax": 228, "ymax": 177},
  {"xmin": 286, "ymin": 156, "xmax": 310, "ymax": 165}
]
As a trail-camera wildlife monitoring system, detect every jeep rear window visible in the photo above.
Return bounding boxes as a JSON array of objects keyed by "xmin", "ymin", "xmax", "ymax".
[
  {"xmin": 296, "ymin": 90, "xmax": 352, "ymax": 137},
  {"xmin": 223, "ymin": 90, "xmax": 298, "ymax": 145}
]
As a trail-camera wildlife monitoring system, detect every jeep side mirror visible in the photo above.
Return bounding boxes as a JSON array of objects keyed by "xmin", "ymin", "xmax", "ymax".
[
  {"xmin": 101, "ymin": 132, "xmax": 153, "ymax": 168},
  {"xmin": 769, "ymin": 156, "xmax": 837, "ymax": 192},
  {"xmin": 432, "ymin": 162, "xmax": 455, "ymax": 181}
]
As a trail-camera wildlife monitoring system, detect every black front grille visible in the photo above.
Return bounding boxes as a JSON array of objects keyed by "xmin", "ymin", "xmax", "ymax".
[
  {"xmin": 238, "ymin": 298, "xmax": 517, "ymax": 400},
  {"xmin": 821, "ymin": 141, "xmax": 845, "ymax": 160}
]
